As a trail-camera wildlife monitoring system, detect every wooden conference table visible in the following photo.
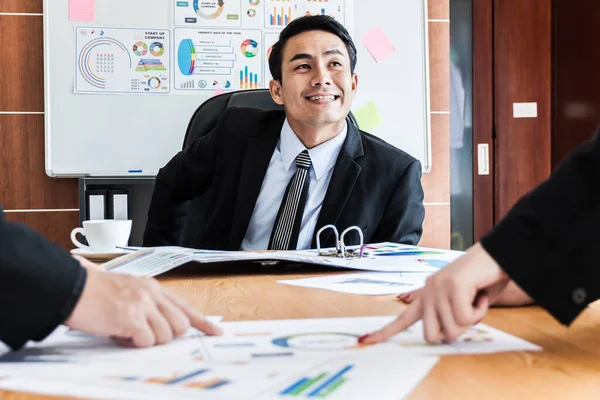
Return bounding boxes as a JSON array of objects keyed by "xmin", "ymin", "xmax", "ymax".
[{"xmin": 3, "ymin": 263, "xmax": 600, "ymax": 399}]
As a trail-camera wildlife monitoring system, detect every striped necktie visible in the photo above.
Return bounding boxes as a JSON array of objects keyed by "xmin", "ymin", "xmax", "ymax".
[{"xmin": 268, "ymin": 150, "xmax": 312, "ymax": 250}]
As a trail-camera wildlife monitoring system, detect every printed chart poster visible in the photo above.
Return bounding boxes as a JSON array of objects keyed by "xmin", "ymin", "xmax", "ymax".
[
  {"xmin": 174, "ymin": 28, "xmax": 262, "ymax": 92},
  {"xmin": 75, "ymin": 27, "xmax": 170, "ymax": 94},
  {"xmin": 264, "ymin": 0, "xmax": 346, "ymax": 29},
  {"xmin": 174, "ymin": 0, "xmax": 242, "ymax": 27}
]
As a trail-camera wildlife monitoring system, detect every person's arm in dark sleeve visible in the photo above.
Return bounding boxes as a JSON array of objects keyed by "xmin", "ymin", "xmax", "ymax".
[
  {"xmin": 372, "ymin": 159, "xmax": 425, "ymax": 245},
  {"xmin": 0, "ymin": 207, "xmax": 87, "ymax": 350},
  {"xmin": 143, "ymin": 109, "xmax": 231, "ymax": 246},
  {"xmin": 481, "ymin": 129, "xmax": 600, "ymax": 325}
]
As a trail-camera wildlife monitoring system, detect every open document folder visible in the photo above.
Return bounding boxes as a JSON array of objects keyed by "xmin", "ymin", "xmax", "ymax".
[{"xmin": 101, "ymin": 242, "xmax": 465, "ymax": 277}]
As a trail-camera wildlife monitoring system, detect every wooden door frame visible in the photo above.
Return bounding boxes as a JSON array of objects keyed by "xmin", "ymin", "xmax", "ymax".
[{"xmin": 472, "ymin": 0, "xmax": 495, "ymax": 241}]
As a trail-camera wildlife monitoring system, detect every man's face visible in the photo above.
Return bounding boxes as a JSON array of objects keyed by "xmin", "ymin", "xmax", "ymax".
[{"xmin": 270, "ymin": 30, "xmax": 358, "ymax": 128}]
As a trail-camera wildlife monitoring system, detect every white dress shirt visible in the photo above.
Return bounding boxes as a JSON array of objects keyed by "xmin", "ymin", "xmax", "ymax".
[{"xmin": 241, "ymin": 119, "xmax": 347, "ymax": 250}]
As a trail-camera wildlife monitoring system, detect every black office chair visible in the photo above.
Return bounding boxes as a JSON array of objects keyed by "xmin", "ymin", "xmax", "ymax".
[{"xmin": 178, "ymin": 89, "xmax": 359, "ymax": 247}]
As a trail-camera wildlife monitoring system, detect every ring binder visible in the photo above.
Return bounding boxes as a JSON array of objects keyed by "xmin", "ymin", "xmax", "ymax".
[
  {"xmin": 107, "ymin": 189, "xmax": 130, "ymax": 220},
  {"xmin": 85, "ymin": 189, "xmax": 107, "ymax": 220},
  {"xmin": 316, "ymin": 225, "xmax": 365, "ymax": 258}
]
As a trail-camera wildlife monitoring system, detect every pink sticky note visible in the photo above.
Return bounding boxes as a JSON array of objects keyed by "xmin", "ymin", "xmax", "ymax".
[
  {"xmin": 213, "ymin": 88, "xmax": 225, "ymax": 97},
  {"xmin": 362, "ymin": 26, "xmax": 396, "ymax": 63},
  {"xmin": 69, "ymin": 0, "xmax": 95, "ymax": 21}
]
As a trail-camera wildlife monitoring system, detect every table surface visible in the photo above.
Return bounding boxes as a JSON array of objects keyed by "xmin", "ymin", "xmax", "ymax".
[{"xmin": 3, "ymin": 263, "xmax": 600, "ymax": 399}]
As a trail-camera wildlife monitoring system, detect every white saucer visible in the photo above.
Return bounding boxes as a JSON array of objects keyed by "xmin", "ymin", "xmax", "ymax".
[{"xmin": 70, "ymin": 248, "xmax": 131, "ymax": 261}]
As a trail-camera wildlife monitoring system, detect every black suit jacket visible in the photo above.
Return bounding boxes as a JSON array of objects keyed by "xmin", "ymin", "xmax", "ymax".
[
  {"xmin": 0, "ymin": 205, "xmax": 86, "ymax": 350},
  {"xmin": 144, "ymin": 107, "xmax": 425, "ymax": 250},
  {"xmin": 481, "ymin": 128, "xmax": 600, "ymax": 326}
]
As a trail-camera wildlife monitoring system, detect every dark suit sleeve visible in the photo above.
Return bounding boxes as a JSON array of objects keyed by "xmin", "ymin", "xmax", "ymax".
[
  {"xmin": 480, "ymin": 130, "xmax": 600, "ymax": 326},
  {"xmin": 372, "ymin": 159, "xmax": 425, "ymax": 245},
  {"xmin": 143, "ymin": 109, "xmax": 232, "ymax": 246},
  {"xmin": 0, "ymin": 207, "xmax": 87, "ymax": 350}
]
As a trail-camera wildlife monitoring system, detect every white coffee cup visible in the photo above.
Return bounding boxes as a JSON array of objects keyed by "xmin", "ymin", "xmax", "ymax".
[{"xmin": 70, "ymin": 220, "xmax": 132, "ymax": 253}]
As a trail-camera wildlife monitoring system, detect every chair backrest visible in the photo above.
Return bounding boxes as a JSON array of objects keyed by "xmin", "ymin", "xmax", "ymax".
[
  {"xmin": 177, "ymin": 89, "xmax": 359, "ymax": 247},
  {"xmin": 182, "ymin": 88, "xmax": 359, "ymax": 149}
]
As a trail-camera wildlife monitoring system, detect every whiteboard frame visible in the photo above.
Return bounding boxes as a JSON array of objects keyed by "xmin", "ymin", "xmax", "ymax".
[{"xmin": 43, "ymin": 0, "xmax": 431, "ymax": 177}]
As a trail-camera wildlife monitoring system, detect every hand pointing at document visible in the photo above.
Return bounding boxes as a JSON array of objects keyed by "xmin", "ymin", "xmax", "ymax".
[
  {"xmin": 67, "ymin": 257, "xmax": 223, "ymax": 347},
  {"xmin": 362, "ymin": 129, "xmax": 600, "ymax": 345},
  {"xmin": 360, "ymin": 243, "xmax": 511, "ymax": 344}
]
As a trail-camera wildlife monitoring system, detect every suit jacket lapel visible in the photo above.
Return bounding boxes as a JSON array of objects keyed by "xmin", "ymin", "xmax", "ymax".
[
  {"xmin": 228, "ymin": 114, "xmax": 284, "ymax": 249},
  {"xmin": 312, "ymin": 121, "xmax": 364, "ymax": 247}
]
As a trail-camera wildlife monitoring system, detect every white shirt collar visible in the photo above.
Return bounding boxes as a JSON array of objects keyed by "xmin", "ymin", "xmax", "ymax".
[{"xmin": 279, "ymin": 119, "xmax": 348, "ymax": 181}]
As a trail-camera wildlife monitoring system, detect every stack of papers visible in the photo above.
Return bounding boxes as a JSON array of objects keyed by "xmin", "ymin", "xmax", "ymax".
[
  {"xmin": 101, "ymin": 242, "xmax": 463, "ymax": 297},
  {"xmin": 0, "ymin": 316, "xmax": 540, "ymax": 399},
  {"xmin": 101, "ymin": 242, "xmax": 464, "ymax": 278}
]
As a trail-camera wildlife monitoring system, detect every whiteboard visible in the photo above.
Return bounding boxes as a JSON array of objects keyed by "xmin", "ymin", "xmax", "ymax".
[{"xmin": 44, "ymin": 0, "xmax": 430, "ymax": 177}]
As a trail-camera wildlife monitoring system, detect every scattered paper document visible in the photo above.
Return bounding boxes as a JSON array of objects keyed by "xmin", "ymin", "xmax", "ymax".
[
  {"xmin": 202, "ymin": 317, "xmax": 541, "ymax": 360},
  {"xmin": 362, "ymin": 26, "xmax": 396, "ymax": 63},
  {"xmin": 0, "ymin": 316, "xmax": 540, "ymax": 399},
  {"xmin": 353, "ymin": 101, "xmax": 383, "ymax": 131},
  {"xmin": 278, "ymin": 272, "xmax": 430, "ymax": 295},
  {"xmin": 0, "ymin": 377, "xmax": 155, "ymax": 400},
  {"xmin": 0, "ymin": 316, "xmax": 538, "ymax": 365},
  {"xmin": 102, "ymin": 247, "xmax": 265, "ymax": 277},
  {"xmin": 0, "ymin": 316, "xmax": 223, "ymax": 364},
  {"xmin": 69, "ymin": 0, "xmax": 95, "ymax": 21},
  {"xmin": 275, "ymin": 243, "xmax": 464, "ymax": 273},
  {"xmin": 0, "ymin": 350, "xmax": 438, "ymax": 400}
]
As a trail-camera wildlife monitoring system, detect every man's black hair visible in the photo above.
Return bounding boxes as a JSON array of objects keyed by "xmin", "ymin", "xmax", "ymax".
[{"xmin": 268, "ymin": 15, "xmax": 357, "ymax": 82}]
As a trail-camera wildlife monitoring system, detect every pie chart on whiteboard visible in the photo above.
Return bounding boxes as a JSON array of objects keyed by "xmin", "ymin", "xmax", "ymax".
[{"xmin": 240, "ymin": 39, "xmax": 258, "ymax": 58}]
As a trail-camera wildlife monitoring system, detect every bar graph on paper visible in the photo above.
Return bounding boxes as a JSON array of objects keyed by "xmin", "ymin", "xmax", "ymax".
[
  {"xmin": 280, "ymin": 364, "xmax": 353, "ymax": 397},
  {"xmin": 174, "ymin": 29, "xmax": 262, "ymax": 91},
  {"xmin": 269, "ymin": 6, "xmax": 293, "ymax": 26},
  {"xmin": 265, "ymin": 0, "xmax": 345, "ymax": 28},
  {"xmin": 110, "ymin": 368, "xmax": 231, "ymax": 390}
]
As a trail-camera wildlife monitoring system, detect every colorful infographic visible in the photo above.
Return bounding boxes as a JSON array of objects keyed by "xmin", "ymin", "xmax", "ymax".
[
  {"xmin": 174, "ymin": 28, "xmax": 262, "ymax": 91},
  {"xmin": 170, "ymin": 0, "xmax": 350, "ymax": 92},
  {"xmin": 264, "ymin": 0, "xmax": 346, "ymax": 28},
  {"xmin": 174, "ymin": 0, "xmax": 242, "ymax": 27},
  {"xmin": 75, "ymin": 27, "xmax": 170, "ymax": 94}
]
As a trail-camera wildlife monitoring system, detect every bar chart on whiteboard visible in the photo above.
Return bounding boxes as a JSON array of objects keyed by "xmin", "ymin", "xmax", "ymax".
[{"xmin": 265, "ymin": 0, "xmax": 346, "ymax": 28}]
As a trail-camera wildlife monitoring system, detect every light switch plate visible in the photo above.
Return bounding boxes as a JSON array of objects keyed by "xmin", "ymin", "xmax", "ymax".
[
  {"xmin": 477, "ymin": 143, "xmax": 489, "ymax": 175},
  {"xmin": 513, "ymin": 102, "xmax": 538, "ymax": 118}
]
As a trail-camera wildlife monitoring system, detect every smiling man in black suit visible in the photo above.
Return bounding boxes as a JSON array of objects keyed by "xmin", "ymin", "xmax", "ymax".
[{"xmin": 144, "ymin": 15, "xmax": 425, "ymax": 251}]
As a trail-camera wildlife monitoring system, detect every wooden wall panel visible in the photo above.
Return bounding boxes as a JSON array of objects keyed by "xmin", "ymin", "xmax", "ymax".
[
  {"xmin": 493, "ymin": 0, "xmax": 552, "ymax": 221},
  {"xmin": 428, "ymin": 22, "xmax": 450, "ymax": 113},
  {"xmin": 419, "ymin": 204, "xmax": 451, "ymax": 248},
  {"xmin": 421, "ymin": 113, "xmax": 450, "ymax": 204},
  {"xmin": 0, "ymin": 0, "xmax": 41, "ymax": 13},
  {"xmin": 552, "ymin": 0, "xmax": 600, "ymax": 167},
  {"xmin": 4, "ymin": 211, "xmax": 80, "ymax": 250},
  {"xmin": 0, "ymin": 16, "xmax": 44, "ymax": 111},
  {"xmin": 0, "ymin": 115, "xmax": 78, "ymax": 209},
  {"xmin": 428, "ymin": 0, "xmax": 449, "ymax": 20},
  {"xmin": 1, "ymin": 12, "xmax": 78, "ymax": 251},
  {"xmin": 419, "ymin": 0, "xmax": 451, "ymax": 249}
]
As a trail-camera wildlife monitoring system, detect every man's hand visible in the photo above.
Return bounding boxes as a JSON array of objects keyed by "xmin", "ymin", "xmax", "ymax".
[
  {"xmin": 361, "ymin": 242, "xmax": 512, "ymax": 344},
  {"xmin": 397, "ymin": 281, "xmax": 533, "ymax": 307},
  {"xmin": 65, "ymin": 259, "xmax": 222, "ymax": 347}
]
